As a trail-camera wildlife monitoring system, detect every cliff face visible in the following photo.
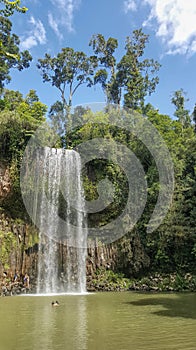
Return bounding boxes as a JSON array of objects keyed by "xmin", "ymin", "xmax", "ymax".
[
  {"xmin": 0, "ymin": 161, "xmax": 11, "ymax": 199},
  {"xmin": 0, "ymin": 162, "xmax": 150, "ymax": 291},
  {"xmin": 0, "ymin": 162, "xmax": 37, "ymax": 279},
  {"xmin": 0, "ymin": 212, "xmax": 38, "ymax": 281},
  {"xmin": 0, "ymin": 159, "xmax": 115, "ymax": 282},
  {"xmin": 0, "ymin": 211, "xmax": 149, "ymax": 289},
  {"xmin": 0, "ymin": 212, "xmax": 118, "ymax": 292}
]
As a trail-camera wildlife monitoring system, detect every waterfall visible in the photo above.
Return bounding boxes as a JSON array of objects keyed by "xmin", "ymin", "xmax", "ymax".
[
  {"xmin": 64, "ymin": 151, "xmax": 87, "ymax": 293},
  {"xmin": 35, "ymin": 147, "xmax": 87, "ymax": 294}
]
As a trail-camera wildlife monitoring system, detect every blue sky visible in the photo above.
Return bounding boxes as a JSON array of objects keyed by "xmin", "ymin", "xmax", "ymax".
[{"xmin": 8, "ymin": 0, "xmax": 196, "ymax": 118}]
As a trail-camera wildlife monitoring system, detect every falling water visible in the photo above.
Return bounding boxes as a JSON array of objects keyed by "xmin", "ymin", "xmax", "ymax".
[
  {"xmin": 64, "ymin": 151, "xmax": 87, "ymax": 293},
  {"xmin": 35, "ymin": 147, "xmax": 87, "ymax": 294}
]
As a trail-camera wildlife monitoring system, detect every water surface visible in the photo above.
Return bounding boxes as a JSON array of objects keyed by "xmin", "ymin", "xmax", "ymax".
[{"xmin": 0, "ymin": 292, "xmax": 195, "ymax": 350}]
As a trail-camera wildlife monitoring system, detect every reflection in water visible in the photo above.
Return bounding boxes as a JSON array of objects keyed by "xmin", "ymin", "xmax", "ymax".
[
  {"xmin": 33, "ymin": 302, "xmax": 54, "ymax": 350},
  {"xmin": 75, "ymin": 297, "xmax": 87, "ymax": 350},
  {"xmin": 33, "ymin": 296, "xmax": 87, "ymax": 350},
  {"xmin": 1, "ymin": 293, "xmax": 195, "ymax": 350}
]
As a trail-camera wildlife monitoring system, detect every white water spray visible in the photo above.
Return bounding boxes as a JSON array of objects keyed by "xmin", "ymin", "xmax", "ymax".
[{"xmin": 35, "ymin": 147, "xmax": 87, "ymax": 294}]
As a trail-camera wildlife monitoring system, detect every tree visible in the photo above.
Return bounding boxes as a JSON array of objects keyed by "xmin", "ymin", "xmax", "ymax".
[
  {"xmin": 48, "ymin": 100, "xmax": 65, "ymax": 136},
  {"xmin": 89, "ymin": 34, "xmax": 119, "ymax": 103},
  {"xmin": 144, "ymin": 108, "xmax": 196, "ymax": 273},
  {"xmin": 0, "ymin": 87, "xmax": 47, "ymax": 220},
  {"xmin": 118, "ymin": 29, "xmax": 160, "ymax": 109},
  {"xmin": 192, "ymin": 104, "xmax": 196, "ymax": 133},
  {"xmin": 0, "ymin": 0, "xmax": 27, "ymax": 17},
  {"xmin": 25, "ymin": 89, "xmax": 39, "ymax": 105},
  {"xmin": 171, "ymin": 89, "xmax": 191, "ymax": 129},
  {"xmin": 89, "ymin": 29, "xmax": 160, "ymax": 109},
  {"xmin": 0, "ymin": 88, "xmax": 47, "ymax": 124},
  {"xmin": 49, "ymin": 102, "xmax": 90, "ymax": 137},
  {"xmin": 37, "ymin": 48, "xmax": 97, "ymax": 126},
  {"xmin": 17, "ymin": 98, "xmax": 47, "ymax": 124},
  {"xmin": 0, "ymin": 89, "xmax": 47, "ymax": 206},
  {"xmin": 0, "ymin": 10, "xmax": 32, "ymax": 89},
  {"xmin": 0, "ymin": 88, "xmax": 23, "ymax": 110}
]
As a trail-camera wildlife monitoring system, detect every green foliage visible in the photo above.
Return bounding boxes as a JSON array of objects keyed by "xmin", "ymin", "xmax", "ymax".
[
  {"xmin": 89, "ymin": 34, "xmax": 118, "ymax": 103},
  {"xmin": 118, "ymin": 29, "xmax": 161, "ymax": 109},
  {"xmin": 37, "ymin": 48, "xmax": 97, "ymax": 126},
  {"xmin": 0, "ymin": 0, "xmax": 27, "ymax": 17},
  {"xmin": 1, "ymin": 89, "xmax": 195, "ymax": 275},
  {"xmin": 141, "ymin": 107, "xmax": 196, "ymax": 274},
  {"xmin": 0, "ymin": 89, "xmax": 47, "ymax": 218},
  {"xmin": 92, "ymin": 268, "xmax": 130, "ymax": 291},
  {"xmin": 38, "ymin": 29, "xmax": 160, "ymax": 139},
  {"xmin": 171, "ymin": 89, "xmax": 191, "ymax": 128},
  {"xmin": 0, "ymin": 230, "xmax": 17, "ymax": 269},
  {"xmin": 0, "ymin": 10, "xmax": 32, "ymax": 88},
  {"xmin": 192, "ymin": 104, "xmax": 196, "ymax": 133},
  {"xmin": 89, "ymin": 29, "xmax": 160, "ymax": 108},
  {"xmin": 66, "ymin": 105, "xmax": 196, "ymax": 277},
  {"xmin": 0, "ymin": 88, "xmax": 23, "ymax": 109},
  {"xmin": 0, "ymin": 89, "xmax": 47, "ymax": 159}
]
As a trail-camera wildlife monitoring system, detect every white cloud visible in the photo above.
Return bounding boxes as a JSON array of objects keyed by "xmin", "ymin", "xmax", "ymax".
[
  {"xmin": 49, "ymin": 0, "xmax": 81, "ymax": 36},
  {"xmin": 124, "ymin": 0, "xmax": 137, "ymax": 13},
  {"xmin": 21, "ymin": 16, "xmax": 47, "ymax": 50},
  {"xmin": 20, "ymin": 36, "xmax": 37, "ymax": 50},
  {"xmin": 29, "ymin": 17, "xmax": 47, "ymax": 45},
  {"xmin": 48, "ymin": 13, "xmax": 63, "ymax": 40},
  {"xmin": 142, "ymin": 0, "xmax": 196, "ymax": 56}
]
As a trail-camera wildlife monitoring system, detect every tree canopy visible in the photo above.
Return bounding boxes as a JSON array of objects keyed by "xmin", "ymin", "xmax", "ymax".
[
  {"xmin": 37, "ymin": 48, "xmax": 97, "ymax": 124},
  {"xmin": 0, "ymin": 0, "xmax": 27, "ymax": 17},
  {"xmin": 89, "ymin": 29, "xmax": 161, "ymax": 108},
  {"xmin": 0, "ymin": 0, "xmax": 32, "ymax": 89}
]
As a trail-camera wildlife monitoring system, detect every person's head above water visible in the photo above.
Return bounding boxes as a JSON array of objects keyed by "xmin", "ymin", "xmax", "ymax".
[{"xmin": 51, "ymin": 301, "xmax": 59, "ymax": 306}]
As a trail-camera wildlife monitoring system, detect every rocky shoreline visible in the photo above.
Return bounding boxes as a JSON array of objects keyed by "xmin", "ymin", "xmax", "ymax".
[
  {"xmin": 1, "ymin": 271, "xmax": 195, "ymax": 296},
  {"xmin": 87, "ymin": 270, "xmax": 196, "ymax": 293},
  {"xmin": 0, "ymin": 281, "xmax": 34, "ymax": 296}
]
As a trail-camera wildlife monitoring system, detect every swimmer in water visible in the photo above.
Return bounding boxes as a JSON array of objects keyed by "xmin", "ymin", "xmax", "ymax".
[{"xmin": 51, "ymin": 301, "xmax": 59, "ymax": 307}]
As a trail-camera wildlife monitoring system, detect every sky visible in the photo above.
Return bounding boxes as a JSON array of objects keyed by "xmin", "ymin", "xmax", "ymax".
[{"xmin": 8, "ymin": 0, "xmax": 196, "ymax": 118}]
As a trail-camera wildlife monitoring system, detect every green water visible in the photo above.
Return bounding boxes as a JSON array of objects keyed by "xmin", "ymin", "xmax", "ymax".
[{"xmin": 0, "ymin": 292, "xmax": 195, "ymax": 350}]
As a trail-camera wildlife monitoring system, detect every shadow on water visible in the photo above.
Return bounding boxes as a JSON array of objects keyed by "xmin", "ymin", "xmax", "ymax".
[{"xmin": 125, "ymin": 293, "xmax": 196, "ymax": 320}]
